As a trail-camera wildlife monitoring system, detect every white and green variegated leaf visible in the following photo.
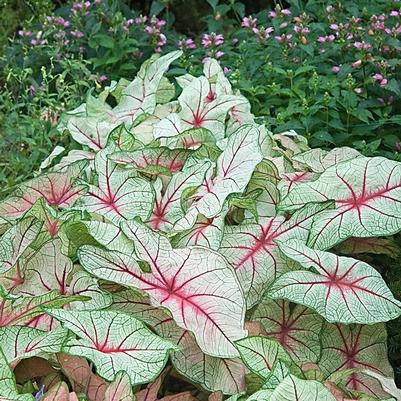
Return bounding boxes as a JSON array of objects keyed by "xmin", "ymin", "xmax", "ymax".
[
  {"xmin": 110, "ymin": 289, "xmax": 246, "ymax": 395},
  {"xmin": 81, "ymin": 145, "xmax": 154, "ymax": 223},
  {"xmin": 0, "ymin": 326, "xmax": 70, "ymax": 363},
  {"xmin": 112, "ymin": 51, "xmax": 182, "ymax": 124},
  {"xmin": 110, "ymin": 147, "xmax": 190, "ymax": 176},
  {"xmin": 267, "ymin": 375, "xmax": 337, "ymax": 401},
  {"xmin": 235, "ymin": 336, "xmax": 292, "ymax": 380},
  {"xmin": 219, "ymin": 203, "xmax": 332, "ymax": 308},
  {"xmin": 319, "ymin": 323, "xmax": 394, "ymax": 399},
  {"xmin": 79, "ymin": 220, "xmax": 247, "ymax": 358},
  {"xmin": 171, "ymin": 208, "xmax": 227, "ymax": 250},
  {"xmin": 270, "ymin": 240, "xmax": 401, "ymax": 324},
  {"xmin": 46, "ymin": 309, "xmax": 176, "ymax": 384},
  {"xmin": 147, "ymin": 160, "xmax": 212, "ymax": 231},
  {"xmin": 252, "ymin": 299, "xmax": 323, "ymax": 363},
  {"xmin": 280, "ymin": 156, "xmax": 401, "ymax": 250},
  {"xmin": 0, "ymin": 217, "xmax": 42, "ymax": 274},
  {"xmin": 155, "ymin": 76, "xmax": 245, "ymax": 140},
  {"xmin": 0, "ymin": 348, "xmax": 34, "ymax": 401},
  {"xmin": 175, "ymin": 124, "xmax": 263, "ymax": 230},
  {"xmin": 67, "ymin": 117, "xmax": 118, "ymax": 151},
  {"xmin": 292, "ymin": 147, "xmax": 361, "ymax": 173}
]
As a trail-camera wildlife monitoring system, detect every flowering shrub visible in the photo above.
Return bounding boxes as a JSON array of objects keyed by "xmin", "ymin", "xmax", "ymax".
[{"xmin": 1, "ymin": 51, "xmax": 401, "ymax": 400}]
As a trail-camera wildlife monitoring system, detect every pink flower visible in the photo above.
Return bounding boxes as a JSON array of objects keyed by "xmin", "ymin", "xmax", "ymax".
[
  {"xmin": 332, "ymin": 66, "xmax": 340, "ymax": 73},
  {"xmin": 281, "ymin": 8, "xmax": 291, "ymax": 16},
  {"xmin": 268, "ymin": 11, "xmax": 277, "ymax": 18},
  {"xmin": 380, "ymin": 78, "xmax": 388, "ymax": 87},
  {"xmin": 330, "ymin": 23, "xmax": 339, "ymax": 31},
  {"xmin": 242, "ymin": 16, "xmax": 257, "ymax": 29},
  {"xmin": 390, "ymin": 10, "xmax": 399, "ymax": 16},
  {"xmin": 135, "ymin": 15, "xmax": 147, "ymax": 24},
  {"xmin": 98, "ymin": 75, "xmax": 107, "ymax": 82},
  {"xmin": 373, "ymin": 73, "xmax": 384, "ymax": 81},
  {"xmin": 215, "ymin": 50, "xmax": 224, "ymax": 59},
  {"xmin": 223, "ymin": 67, "xmax": 230, "ymax": 75},
  {"xmin": 352, "ymin": 59, "xmax": 362, "ymax": 68},
  {"xmin": 280, "ymin": 21, "xmax": 289, "ymax": 28},
  {"xmin": 275, "ymin": 33, "xmax": 292, "ymax": 42},
  {"xmin": 178, "ymin": 38, "xmax": 196, "ymax": 50},
  {"xmin": 202, "ymin": 34, "xmax": 213, "ymax": 48},
  {"xmin": 214, "ymin": 34, "xmax": 224, "ymax": 46},
  {"xmin": 71, "ymin": 30, "xmax": 84, "ymax": 38},
  {"xmin": 318, "ymin": 36, "xmax": 326, "ymax": 43}
]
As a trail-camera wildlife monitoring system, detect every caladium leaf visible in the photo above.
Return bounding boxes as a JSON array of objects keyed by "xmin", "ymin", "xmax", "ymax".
[
  {"xmin": 148, "ymin": 160, "xmax": 212, "ymax": 231},
  {"xmin": 175, "ymin": 124, "xmax": 263, "ymax": 230},
  {"xmin": 0, "ymin": 217, "xmax": 42, "ymax": 274},
  {"xmin": 162, "ymin": 128, "xmax": 217, "ymax": 151},
  {"xmin": 361, "ymin": 370, "xmax": 401, "ymax": 401},
  {"xmin": 12, "ymin": 239, "xmax": 72, "ymax": 296},
  {"xmin": 252, "ymin": 299, "xmax": 323, "ymax": 363},
  {"xmin": 0, "ymin": 162, "xmax": 86, "ymax": 219},
  {"xmin": 172, "ymin": 210, "xmax": 227, "ymax": 250},
  {"xmin": 0, "ymin": 291, "xmax": 87, "ymax": 328},
  {"xmin": 235, "ymin": 336, "xmax": 292, "ymax": 379},
  {"xmin": 155, "ymin": 76, "xmax": 245, "ymax": 140},
  {"xmin": 112, "ymin": 51, "xmax": 182, "ymax": 124},
  {"xmin": 280, "ymin": 157, "xmax": 401, "ymax": 250},
  {"xmin": 110, "ymin": 147, "xmax": 190, "ymax": 176},
  {"xmin": 0, "ymin": 348, "xmax": 34, "ymax": 401},
  {"xmin": 46, "ymin": 309, "xmax": 176, "ymax": 384},
  {"xmin": 219, "ymin": 203, "xmax": 332, "ymax": 308},
  {"xmin": 319, "ymin": 323, "xmax": 394, "ymax": 398},
  {"xmin": 335, "ymin": 237, "xmax": 401, "ymax": 259},
  {"xmin": 270, "ymin": 240, "xmax": 401, "ymax": 324},
  {"xmin": 67, "ymin": 117, "xmax": 118, "ymax": 151},
  {"xmin": 292, "ymin": 147, "xmax": 361, "ymax": 173},
  {"xmin": 104, "ymin": 371, "xmax": 135, "ymax": 401},
  {"xmin": 81, "ymin": 146, "xmax": 154, "ymax": 224},
  {"xmin": 40, "ymin": 382, "xmax": 72, "ymax": 401},
  {"xmin": 0, "ymin": 326, "xmax": 69, "ymax": 363},
  {"xmin": 111, "ymin": 289, "xmax": 246, "ymax": 394},
  {"xmin": 267, "ymin": 375, "xmax": 337, "ymax": 401},
  {"xmin": 79, "ymin": 220, "xmax": 247, "ymax": 358}
]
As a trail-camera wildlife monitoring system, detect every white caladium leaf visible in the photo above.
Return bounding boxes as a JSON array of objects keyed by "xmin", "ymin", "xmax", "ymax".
[
  {"xmin": 69, "ymin": 270, "xmax": 113, "ymax": 311},
  {"xmin": 280, "ymin": 156, "xmax": 401, "ymax": 250},
  {"xmin": 245, "ymin": 160, "xmax": 280, "ymax": 219},
  {"xmin": 172, "ymin": 209, "xmax": 227, "ymax": 250},
  {"xmin": 131, "ymin": 102, "xmax": 180, "ymax": 145},
  {"xmin": 320, "ymin": 323, "xmax": 394, "ymax": 398},
  {"xmin": 0, "ymin": 291, "xmax": 86, "ymax": 328},
  {"xmin": 0, "ymin": 217, "xmax": 42, "ymax": 274},
  {"xmin": 0, "ymin": 325, "xmax": 69, "ymax": 363},
  {"xmin": 40, "ymin": 145, "xmax": 65, "ymax": 171},
  {"xmin": 46, "ymin": 309, "xmax": 176, "ymax": 384},
  {"xmin": 0, "ymin": 348, "xmax": 34, "ymax": 401},
  {"xmin": 110, "ymin": 147, "xmax": 190, "ymax": 176},
  {"xmin": 155, "ymin": 76, "xmax": 245, "ymax": 140},
  {"xmin": 267, "ymin": 375, "xmax": 337, "ymax": 401},
  {"xmin": 55, "ymin": 149, "xmax": 95, "ymax": 171},
  {"xmin": 162, "ymin": 128, "xmax": 217, "ymax": 151},
  {"xmin": 175, "ymin": 125, "xmax": 263, "ymax": 230},
  {"xmin": 81, "ymin": 146, "xmax": 154, "ymax": 223},
  {"xmin": 104, "ymin": 371, "xmax": 135, "ymax": 401},
  {"xmin": 235, "ymin": 336, "xmax": 292, "ymax": 379},
  {"xmin": 111, "ymin": 51, "xmax": 182, "ymax": 124},
  {"xmin": 79, "ymin": 220, "xmax": 247, "ymax": 358},
  {"xmin": 278, "ymin": 172, "xmax": 316, "ymax": 199},
  {"xmin": 362, "ymin": 370, "xmax": 401, "ymax": 401},
  {"xmin": 270, "ymin": 240, "xmax": 401, "ymax": 324},
  {"xmin": 13, "ymin": 239, "xmax": 72, "ymax": 295},
  {"xmin": 252, "ymin": 299, "xmax": 323, "ymax": 363},
  {"xmin": 111, "ymin": 289, "xmax": 246, "ymax": 395},
  {"xmin": 219, "ymin": 203, "xmax": 332, "ymax": 308},
  {"xmin": 292, "ymin": 147, "xmax": 361, "ymax": 173},
  {"xmin": 67, "ymin": 117, "xmax": 118, "ymax": 151},
  {"xmin": 0, "ymin": 162, "xmax": 86, "ymax": 219},
  {"xmin": 81, "ymin": 221, "xmax": 135, "ymax": 254},
  {"xmin": 148, "ymin": 160, "xmax": 212, "ymax": 231}
]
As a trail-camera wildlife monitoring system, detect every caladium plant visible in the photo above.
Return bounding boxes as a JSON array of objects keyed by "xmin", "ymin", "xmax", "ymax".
[{"xmin": 0, "ymin": 51, "xmax": 400, "ymax": 401}]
